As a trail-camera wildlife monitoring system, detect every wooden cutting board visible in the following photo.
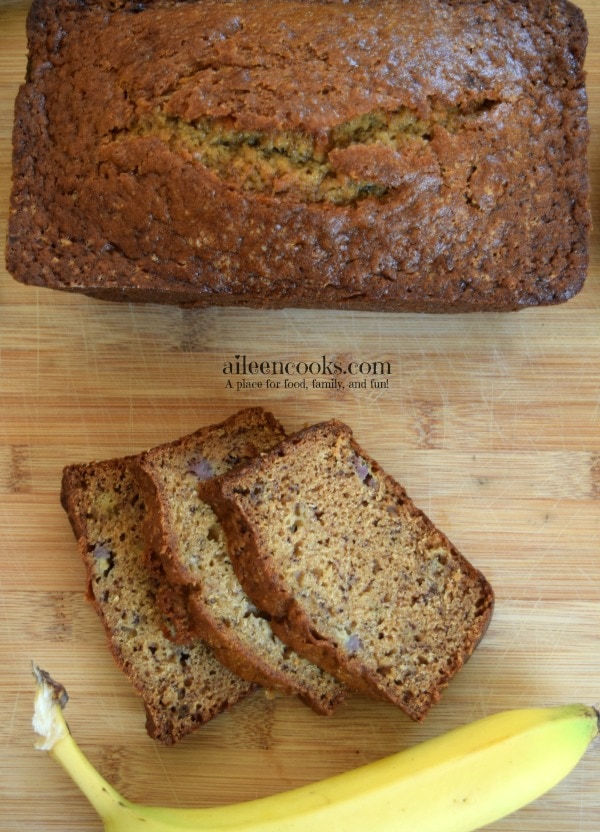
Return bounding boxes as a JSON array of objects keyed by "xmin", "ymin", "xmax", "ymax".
[{"xmin": 1, "ymin": 2, "xmax": 598, "ymax": 829}]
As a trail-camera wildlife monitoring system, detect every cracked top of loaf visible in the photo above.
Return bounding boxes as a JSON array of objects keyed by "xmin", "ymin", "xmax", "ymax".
[{"xmin": 6, "ymin": 0, "xmax": 591, "ymax": 311}]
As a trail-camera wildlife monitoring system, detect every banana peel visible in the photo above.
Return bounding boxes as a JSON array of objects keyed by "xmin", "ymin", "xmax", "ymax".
[{"xmin": 32, "ymin": 664, "xmax": 598, "ymax": 832}]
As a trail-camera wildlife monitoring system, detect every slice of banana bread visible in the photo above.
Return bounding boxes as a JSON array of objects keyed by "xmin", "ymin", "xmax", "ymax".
[
  {"xmin": 60, "ymin": 455, "xmax": 255, "ymax": 745},
  {"xmin": 133, "ymin": 408, "xmax": 346, "ymax": 715},
  {"xmin": 200, "ymin": 420, "xmax": 494, "ymax": 721}
]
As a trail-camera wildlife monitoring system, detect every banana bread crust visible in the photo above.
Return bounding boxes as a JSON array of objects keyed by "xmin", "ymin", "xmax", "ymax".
[{"xmin": 6, "ymin": 0, "xmax": 590, "ymax": 312}]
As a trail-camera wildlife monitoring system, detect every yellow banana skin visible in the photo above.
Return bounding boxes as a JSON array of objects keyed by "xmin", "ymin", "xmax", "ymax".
[{"xmin": 32, "ymin": 665, "xmax": 597, "ymax": 832}]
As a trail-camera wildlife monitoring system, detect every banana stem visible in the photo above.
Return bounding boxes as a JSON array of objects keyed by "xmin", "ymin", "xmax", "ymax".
[{"xmin": 32, "ymin": 665, "xmax": 133, "ymax": 827}]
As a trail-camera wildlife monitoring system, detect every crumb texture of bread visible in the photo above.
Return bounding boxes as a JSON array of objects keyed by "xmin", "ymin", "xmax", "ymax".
[
  {"xmin": 6, "ymin": 0, "xmax": 590, "ymax": 311},
  {"xmin": 60, "ymin": 455, "xmax": 254, "ymax": 745},
  {"xmin": 203, "ymin": 421, "xmax": 495, "ymax": 721},
  {"xmin": 134, "ymin": 408, "xmax": 346, "ymax": 715}
]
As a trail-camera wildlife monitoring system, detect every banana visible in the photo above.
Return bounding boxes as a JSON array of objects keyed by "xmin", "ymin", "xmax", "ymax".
[{"xmin": 32, "ymin": 664, "xmax": 597, "ymax": 832}]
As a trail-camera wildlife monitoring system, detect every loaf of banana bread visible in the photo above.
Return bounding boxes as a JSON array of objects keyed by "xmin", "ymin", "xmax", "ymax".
[
  {"xmin": 6, "ymin": 0, "xmax": 590, "ymax": 311},
  {"xmin": 201, "ymin": 421, "xmax": 495, "ymax": 721}
]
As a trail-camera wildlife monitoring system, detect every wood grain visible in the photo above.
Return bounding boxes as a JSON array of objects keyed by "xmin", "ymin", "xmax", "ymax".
[{"xmin": 1, "ymin": 2, "xmax": 599, "ymax": 830}]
